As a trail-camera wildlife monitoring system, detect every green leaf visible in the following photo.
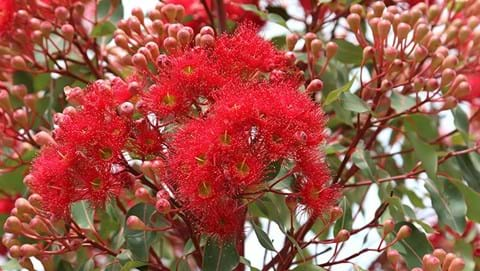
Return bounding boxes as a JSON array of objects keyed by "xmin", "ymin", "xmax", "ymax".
[
  {"xmin": 97, "ymin": 0, "xmax": 124, "ymax": 23},
  {"xmin": 77, "ymin": 259, "xmax": 95, "ymax": 271},
  {"xmin": 392, "ymin": 222, "xmax": 432, "ymax": 269},
  {"xmin": 404, "ymin": 114, "xmax": 438, "ymax": 140},
  {"xmin": 251, "ymin": 221, "xmax": 276, "ymax": 251},
  {"xmin": 1, "ymin": 259, "xmax": 22, "ymax": 270},
  {"xmin": 390, "ymin": 92, "xmax": 416, "ymax": 113},
  {"xmin": 120, "ymin": 261, "xmax": 147, "ymax": 271},
  {"xmin": 352, "ymin": 145, "xmax": 377, "ymax": 181},
  {"xmin": 292, "ymin": 263, "xmax": 325, "ymax": 270},
  {"xmin": 334, "ymin": 40, "xmax": 363, "ymax": 65},
  {"xmin": 239, "ymin": 257, "xmax": 261, "ymax": 271},
  {"xmin": 452, "ymin": 106, "xmax": 469, "ymax": 143},
  {"xmin": 333, "ymin": 197, "xmax": 352, "ymax": 235},
  {"xmin": 267, "ymin": 13, "xmax": 288, "ymax": 28},
  {"xmin": 407, "ymin": 132, "xmax": 437, "ymax": 180},
  {"xmin": 450, "ymin": 178, "xmax": 480, "ymax": 223},
  {"xmin": 91, "ymin": 22, "xmax": 116, "ymax": 37},
  {"xmin": 455, "ymin": 151, "xmax": 480, "ymax": 192},
  {"xmin": 13, "ymin": 71, "xmax": 34, "ymax": 92},
  {"xmin": 341, "ymin": 92, "xmax": 370, "ymax": 113},
  {"xmin": 71, "ymin": 200, "xmax": 94, "ymax": 229},
  {"xmin": 203, "ymin": 239, "xmax": 239, "ymax": 271},
  {"xmin": 34, "ymin": 73, "xmax": 51, "ymax": 90},
  {"xmin": 425, "ymin": 179, "xmax": 466, "ymax": 233},
  {"xmin": 324, "ymin": 78, "xmax": 354, "ymax": 106},
  {"xmin": 124, "ymin": 203, "xmax": 156, "ymax": 261},
  {"xmin": 240, "ymin": 4, "xmax": 267, "ymax": 19}
]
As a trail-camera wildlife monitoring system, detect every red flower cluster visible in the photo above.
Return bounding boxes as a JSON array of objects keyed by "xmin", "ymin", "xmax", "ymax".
[
  {"xmin": 138, "ymin": 26, "xmax": 334, "ymax": 237},
  {"xmin": 28, "ymin": 81, "xmax": 132, "ymax": 217},
  {"xmin": 466, "ymin": 73, "xmax": 480, "ymax": 106},
  {"xmin": 0, "ymin": 0, "xmax": 14, "ymax": 36},
  {"xmin": 165, "ymin": 0, "xmax": 264, "ymax": 31}
]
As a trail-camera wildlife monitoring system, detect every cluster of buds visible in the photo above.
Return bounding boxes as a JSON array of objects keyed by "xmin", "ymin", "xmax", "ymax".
[
  {"xmin": 387, "ymin": 248, "xmax": 465, "ymax": 271},
  {"xmin": 343, "ymin": 1, "xmax": 480, "ymax": 113},
  {"xmin": 0, "ymin": 0, "xmax": 99, "ymax": 81}
]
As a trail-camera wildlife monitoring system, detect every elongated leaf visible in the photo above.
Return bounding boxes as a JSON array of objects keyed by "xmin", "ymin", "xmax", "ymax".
[
  {"xmin": 391, "ymin": 92, "xmax": 416, "ymax": 113},
  {"xmin": 455, "ymin": 151, "xmax": 480, "ymax": 192},
  {"xmin": 334, "ymin": 197, "xmax": 352, "ymax": 235},
  {"xmin": 71, "ymin": 200, "xmax": 94, "ymax": 229},
  {"xmin": 251, "ymin": 221, "xmax": 276, "ymax": 251},
  {"xmin": 91, "ymin": 22, "xmax": 116, "ymax": 37},
  {"xmin": 334, "ymin": 40, "xmax": 363, "ymax": 65},
  {"xmin": 452, "ymin": 107, "xmax": 469, "ymax": 143},
  {"xmin": 450, "ymin": 178, "xmax": 480, "ymax": 223},
  {"xmin": 203, "ymin": 239, "xmax": 239, "ymax": 271},
  {"xmin": 124, "ymin": 203, "xmax": 156, "ymax": 261},
  {"xmin": 341, "ymin": 92, "xmax": 370, "ymax": 113},
  {"xmin": 392, "ymin": 222, "xmax": 432, "ymax": 269},
  {"xmin": 407, "ymin": 132, "xmax": 437, "ymax": 180},
  {"xmin": 324, "ymin": 79, "xmax": 354, "ymax": 106},
  {"xmin": 425, "ymin": 179, "xmax": 466, "ymax": 233},
  {"xmin": 268, "ymin": 13, "xmax": 288, "ymax": 28},
  {"xmin": 352, "ymin": 146, "xmax": 377, "ymax": 181}
]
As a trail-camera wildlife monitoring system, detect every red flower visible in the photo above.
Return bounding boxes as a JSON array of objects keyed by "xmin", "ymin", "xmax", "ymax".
[
  {"xmin": 0, "ymin": 0, "xmax": 14, "ymax": 36},
  {"xmin": 466, "ymin": 73, "xmax": 480, "ymax": 106},
  {"xmin": 0, "ymin": 196, "xmax": 16, "ymax": 214}
]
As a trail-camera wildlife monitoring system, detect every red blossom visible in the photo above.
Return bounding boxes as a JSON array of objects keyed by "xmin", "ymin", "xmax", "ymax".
[
  {"xmin": 0, "ymin": 0, "xmax": 14, "ymax": 36},
  {"xmin": 466, "ymin": 73, "xmax": 480, "ymax": 106}
]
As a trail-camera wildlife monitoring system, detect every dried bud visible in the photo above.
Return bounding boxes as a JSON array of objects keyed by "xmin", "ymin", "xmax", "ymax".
[
  {"xmin": 11, "ymin": 56, "xmax": 27, "ymax": 71},
  {"xmin": 347, "ymin": 13, "xmax": 361, "ymax": 32},
  {"xmin": 325, "ymin": 42, "xmax": 338, "ymax": 59},
  {"xmin": 126, "ymin": 215, "xmax": 147, "ymax": 230},
  {"xmin": 396, "ymin": 225, "xmax": 412, "ymax": 240},
  {"xmin": 4, "ymin": 216, "xmax": 23, "ymax": 234},
  {"xmin": 61, "ymin": 24, "xmax": 75, "ymax": 42},
  {"xmin": 286, "ymin": 33, "xmax": 299, "ymax": 51}
]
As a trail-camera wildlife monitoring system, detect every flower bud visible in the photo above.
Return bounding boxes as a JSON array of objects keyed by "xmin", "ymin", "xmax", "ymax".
[
  {"xmin": 32, "ymin": 30, "xmax": 44, "ymax": 45},
  {"xmin": 155, "ymin": 198, "xmax": 171, "ymax": 213},
  {"xmin": 458, "ymin": 25, "xmax": 471, "ymax": 43},
  {"xmin": 387, "ymin": 249, "xmax": 401, "ymax": 265},
  {"xmin": 453, "ymin": 81, "xmax": 471, "ymax": 99},
  {"xmin": 9, "ymin": 245, "xmax": 21, "ymax": 258},
  {"xmin": 30, "ymin": 216, "xmax": 49, "ymax": 235},
  {"xmin": 23, "ymin": 94, "xmax": 37, "ymax": 110},
  {"xmin": 350, "ymin": 4, "xmax": 364, "ymax": 16},
  {"xmin": 4, "ymin": 216, "xmax": 23, "ymax": 234},
  {"xmin": 329, "ymin": 206, "xmax": 343, "ymax": 222},
  {"xmin": 61, "ymin": 24, "xmax": 75, "ymax": 42},
  {"xmin": 163, "ymin": 37, "xmax": 178, "ymax": 53},
  {"xmin": 40, "ymin": 21, "xmax": 53, "ymax": 37},
  {"xmin": 335, "ymin": 229, "xmax": 350, "ymax": 242},
  {"xmin": 425, "ymin": 78, "xmax": 439, "ymax": 91},
  {"xmin": 427, "ymin": 36, "xmax": 441, "ymax": 52},
  {"xmin": 378, "ymin": 19, "xmax": 391, "ymax": 40},
  {"xmin": 433, "ymin": 248, "xmax": 446, "ymax": 263},
  {"xmin": 372, "ymin": 1, "xmax": 385, "ymax": 17},
  {"xmin": 151, "ymin": 20, "xmax": 164, "ymax": 36},
  {"xmin": 13, "ymin": 109, "xmax": 28, "ymax": 128},
  {"xmin": 161, "ymin": 4, "xmax": 177, "ymax": 22},
  {"xmin": 306, "ymin": 79, "xmax": 323, "ymax": 94},
  {"xmin": 442, "ymin": 55, "xmax": 458, "ymax": 70},
  {"xmin": 441, "ymin": 69, "xmax": 456, "ymax": 87},
  {"xmin": 414, "ymin": 46, "xmax": 428, "ymax": 62},
  {"xmin": 132, "ymin": 7, "xmax": 144, "ymax": 23},
  {"xmin": 396, "ymin": 22, "xmax": 411, "ymax": 41},
  {"xmin": 362, "ymin": 46, "xmax": 374, "ymax": 62},
  {"xmin": 28, "ymin": 194, "xmax": 43, "ymax": 209},
  {"xmin": 383, "ymin": 219, "xmax": 395, "ymax": 236},
  {"xmin": 20, "ymin": 244, "xmax": 39, "ymax": 257},
  {"xmin": 177, "ymin": 28, "xmax": 192, "ymax": 46},
  {"xmin": 118, "ymin": 102, "xmax": 134, "ymax": 118},
  {"xmin": 325, "ymin": 42, "xmax": 338, "ymax": 59},
  {"xmin": 175, "ymin": 5, "xmax": 185, "ymax": 21},
  {"xmin": 200, "ymin": 34, "xmax": 215, "ymax": 48},
  {"xmin": 132, "ymin": 53, "xmax": 148, "ymax": 69},
  {"xmin": 447, "ymin": 258, "xmax": 465, "ymax": 271},
  {"xmin": 347, "ymin": 13, "xmax": 361, "ymax": 32},
  {"xmin": 443, "ymin": 253, "xmax": 456, "ymax": 271},
  {"xmin": 34, "ymin": 131, "xmax": 55, "ymax": 146},
  {"xmin": 200, "ymin": 26, "xmax": 215, "ymax": 36},
  {"xmin": 0, "ymin": 89, "xmax": 12, "ymax": 112},
  {"xmin": 126, "ymin": 215, "xmax": 147, "ymax": 230},
  {"xmin": 55, "ymin": 6, "xmax": 70, "ymax": 23},
  {"xmin": 384, "ymin": 47, "xmax": 397, "ymax": 62},
  {"xmin": 135, "ymin": 187, "xmax": 153, "ymax": 203},
  {"xmin": 15, "ymin": 198, "xmax": 35, "ymax": 216},
  {"xmin": 396, "ymin": 225, "xmax": 411, "ymax": 240},
  {"xmin": 414, "ymin": 24, "xmax": 429, "ymax": 43},
  {"xmin": 427, "ymin": 5, "xmax": 440, "ymax": 21},
  {"xmin": 422, "ymin": 254, "xmax": 440, "ymax": 271},
  {"xmin": 2, "ymin": 234, "xmax": 19, "ymax": 249},
  {"xmin": 11, "ymin": 56, "xmax": 27, "ymax": 71}
]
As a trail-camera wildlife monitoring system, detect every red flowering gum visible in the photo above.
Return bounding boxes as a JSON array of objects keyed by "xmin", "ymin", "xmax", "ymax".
[
  {"xmin": 127, "ymin": 118, "xmax": 164, "ymax": 159},
  {"xmin": 466, "ymin": 73, "xmax": 480, "ymax": 106},
  {"xmin": 0, "ymin": 0, "xmax": 14, "ymax": 36}
]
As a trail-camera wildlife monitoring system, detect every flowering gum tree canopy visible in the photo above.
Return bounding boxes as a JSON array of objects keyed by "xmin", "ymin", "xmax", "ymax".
[{"xmin": 0, "ymin": 0, "xmax": 479, "ymax": 271}]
